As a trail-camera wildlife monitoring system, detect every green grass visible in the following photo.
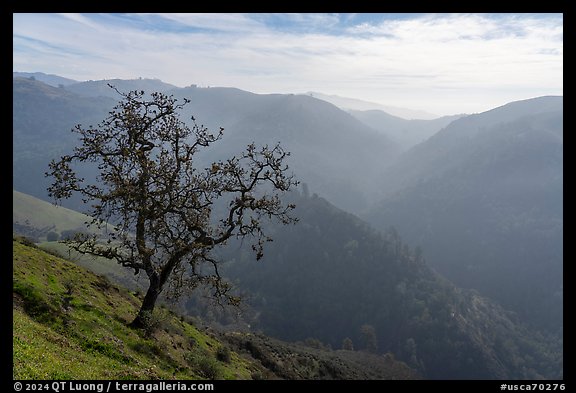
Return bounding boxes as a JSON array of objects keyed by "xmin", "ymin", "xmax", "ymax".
[
  {"xmin": 13, "ymin": 190, "xmax": 95, "ymax": 236},
  {"xmin": 37, "ymin": 241, "xmax": 142, "ymax": 291},
  {"xmin": 14, "ymin": 189, "xmax": 142, "ymax": 291},
  {"xmin": 13, "ymin": 238, "xmax": 257, "ymax": 380}
]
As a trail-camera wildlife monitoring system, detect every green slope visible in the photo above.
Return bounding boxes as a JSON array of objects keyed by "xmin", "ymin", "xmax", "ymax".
[
  {"xmin": 13, "ymin": 237, "xmax": 257, "ymax": 380},
  {"xmin": 13, "ymin": 189, "xmax": 98, "ymax": 241},
  {"xmin": 13, "ymin": 189, "xmax": 140, "ymax": 289}
]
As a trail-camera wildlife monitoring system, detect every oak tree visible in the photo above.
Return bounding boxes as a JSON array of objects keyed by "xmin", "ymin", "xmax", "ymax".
[{"xmin": 46, "ymin": 87, "xmax": 298, "ymax": 328}]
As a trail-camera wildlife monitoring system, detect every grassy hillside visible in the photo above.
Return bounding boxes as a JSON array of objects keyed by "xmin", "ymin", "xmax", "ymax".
[
  {"xmin": 12, "ymin": 236, "xmax": 419, "ymax": 380},
  {"xmin": 13, "ymin": 189, "xmax": 139, "ymax": 289},
  {"xmin": 13, "ymin": 190, "xmax": 101, "ymax": 242},
  {"xmin": 37, "ymin": 241, "xmax": 143, "ymax": 292},
  {"xmin": 13, "ymin": 237, "xmax": 257, "ymax": 380}
]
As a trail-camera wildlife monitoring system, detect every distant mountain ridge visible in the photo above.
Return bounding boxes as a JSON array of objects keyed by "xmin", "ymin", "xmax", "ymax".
[
  {"xmin": 303, "ymin": 91, "xmax": 439, "ymax": 120},
  {"xmin": 349, "ymin": 109, "xmax": 466, "ymax": 150},
  {"xmin": 66, "ymin": 78, "xmax": 178, "ymax": 98},
  {"xmin": 13, "ymin": 71, "xmax": 78, "ymax": 87},
  {"xmin": 373, "ymin": 96, "xmax": 563, "ymax": 198},
  {"xmin": 431, "ymin": 96, "xmax": 562, "ymax": 141},
  {"xmin": 170, "ymin": 90, "xmax": 401, "ymax": 212},
  {"xmin": 12, "ymin": 72, "xmax": 177, "ymax": 96},
  {"xmin": 13, "ymin": 77, "xmax": 117, "ymax": 208}
]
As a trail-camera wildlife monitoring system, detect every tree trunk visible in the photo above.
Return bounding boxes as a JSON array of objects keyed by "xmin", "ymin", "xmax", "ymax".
[{"xmin": 129, "ymin": 275, "xmax": 162, "ymax": 329}]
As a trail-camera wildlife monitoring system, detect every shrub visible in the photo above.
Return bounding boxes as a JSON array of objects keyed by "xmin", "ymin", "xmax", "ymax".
[
  {"xmin": 185, "ymin": 351, "xmax": 223, "ymax": 380},
  {"xmin": 198, "ymin": 356, "xmax": 222, "ymax": 380},
  {"xmin": 13, "ymin": 281, "xmax": 58, "ymax": 324},
  {"xmin": 46, "ymin": 231, "xmax": 60, "ymax": 242},
  {"xmin": 251, "ymin": 370, "xmax": 266, "ymax": 380},
  {"xmin": 216, "ymin": 345, "xmax": 232, "ymax": 363}
]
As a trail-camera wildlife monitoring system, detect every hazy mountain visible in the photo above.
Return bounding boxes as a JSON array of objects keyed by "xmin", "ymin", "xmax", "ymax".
[
  {"xmin": 65, "ymin": 78, "xmax": 178, "ymax": 98},
  {"xmin": 364, "ymin": 96, "xmax": 563, "ymax": 332},
  {"xmin": 13, "ymin": 78, "xmax": 400, "ymax": 214},
  {"xmin": 304, "ymin": 92, "xmax": 439, "ymax": 120},
  {"xmin": 13, "ymin": 77, "xmax": 116, "ymax": 205},
  {"xmin": 349, "ymin": 109, "xmax": 466, "ymax": 150},
  {"xmin": 168, "ymin": 88, "xmax": 400, "ymax": 212},
  {"xmin": 13, "ymin": 71, "xmax": 78, "ymax": 87}
]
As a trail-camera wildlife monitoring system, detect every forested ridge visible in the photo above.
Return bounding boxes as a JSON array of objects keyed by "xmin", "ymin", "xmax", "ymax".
[{"xmin": 216, "ymin": 192, "xmax": 562, "ymax": 379}]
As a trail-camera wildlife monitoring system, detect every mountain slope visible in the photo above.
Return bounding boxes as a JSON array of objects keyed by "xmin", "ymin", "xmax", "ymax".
[
  {"xmin": 215, "ymin": 192, "xmax": 562, "ymax": 379},
  {"xmin": 304, "ymin": 92, "xmax": 439, "ymax": 120},
  {"xmin": 13, "ymin": 236, "xmax": 257, "ymax": 380},
  {"xmin": 13, "ymin": 190, "xmax": 96, "ymax": 241},
  {"xmin": 13, "ymin": 77, "xmax": 400, "ymax": 214},
  {"xmin": 364, "ymin": 96, "xmax": 563, "ymax": 332},
  {"xmin": 13, "ymin": 77, "xmax": 116, "ymax": 206},
  {"xmin": 12, "ymin": 75, "xmax": 563, "ymax": 380},
  {"xmin": 185, "ymin": 92, "xmax": 399, "ymax": 212},
  {"xmin": 349, "ymin": 109, "xmax": 465, "ymax": 150},
  {"xmin": 12, "ymin": 236, "xmax": 418, "ymax": 380},
  {"xmin": 376, "ymin": 96, "xmax": 563, "ymax": 195},
  {"xmin": 164, "ymin": 85, "xmax": 400, "ymax": 212}
]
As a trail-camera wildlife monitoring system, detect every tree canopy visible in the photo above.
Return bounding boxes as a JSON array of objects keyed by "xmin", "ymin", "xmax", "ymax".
[{"xmin": 46, "ymin": 86, "xmax": 298, "ymax": 328}]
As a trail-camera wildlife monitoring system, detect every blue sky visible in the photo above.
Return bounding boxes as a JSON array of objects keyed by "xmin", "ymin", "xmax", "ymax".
[{"xmin": 13, "ymin": 13, "xmax": 563, "ymax": 116}]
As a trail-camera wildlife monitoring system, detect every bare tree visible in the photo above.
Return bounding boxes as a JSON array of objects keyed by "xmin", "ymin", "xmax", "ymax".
[{"xmin": 46, "ymin": 86, "xmax": 298, "ymax": 328}]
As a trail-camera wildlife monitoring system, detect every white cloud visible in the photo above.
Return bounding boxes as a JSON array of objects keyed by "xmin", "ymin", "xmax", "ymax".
[
  {"xmin": 13, "ymin": 13, "xmax": 562, "ymax": 115},
  {"xmin": 148, "ymin": 13, "xmax": 267, "ymax": 33}
]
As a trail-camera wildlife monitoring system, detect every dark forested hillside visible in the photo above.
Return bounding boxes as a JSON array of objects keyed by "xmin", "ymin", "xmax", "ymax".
[
  {"xmin": 364, "ymin": 97, "xmax": 563, "ymax": 333},
  {"xmin": 213, "ymin": 192, "xmax": 562, "ymax": 380}
]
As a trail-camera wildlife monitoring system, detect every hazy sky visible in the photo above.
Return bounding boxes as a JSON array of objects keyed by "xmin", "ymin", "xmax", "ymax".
[{"xmin": 13, "ymin": 13, "xmax": 563, "ymax": 116}]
